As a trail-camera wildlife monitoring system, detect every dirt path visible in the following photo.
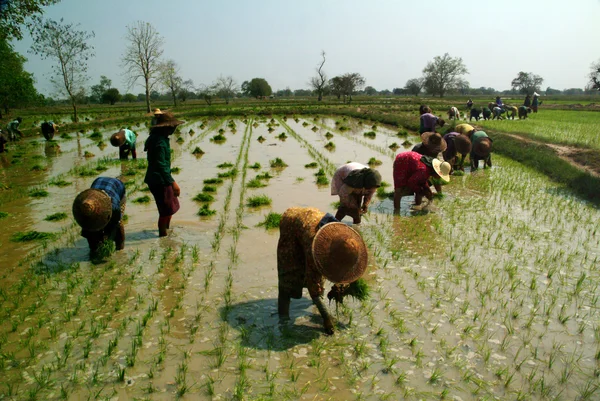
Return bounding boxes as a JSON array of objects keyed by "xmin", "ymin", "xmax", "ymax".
[{"xmin": 500, "ymin": 132, "xmax": 600, "ymax": 178}]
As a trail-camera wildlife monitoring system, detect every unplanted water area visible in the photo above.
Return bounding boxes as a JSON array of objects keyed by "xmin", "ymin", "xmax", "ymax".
[{"xmin": 0, "ymin": 116, "xmax": 599, "ymax": 400}]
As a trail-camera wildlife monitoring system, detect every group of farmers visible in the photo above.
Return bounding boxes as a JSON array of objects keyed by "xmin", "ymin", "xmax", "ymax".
[{"xmin": 463, "ymin": 93, "xmax": 540, "ymax": 121}]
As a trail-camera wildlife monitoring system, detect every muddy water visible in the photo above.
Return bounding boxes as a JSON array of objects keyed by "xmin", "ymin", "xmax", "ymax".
[{"xmin": 0, "ymin": 116, "xmax": 599, "ymax": 400}]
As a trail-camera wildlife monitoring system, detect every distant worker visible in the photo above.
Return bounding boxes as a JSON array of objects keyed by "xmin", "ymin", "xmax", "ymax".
[
  {"xmin": 6, "ymin": 117, "xmax": 22, "ymax": 141},
  {"xmin": 0, "ymin": 130, "xmax": 7, "ymax": 153},
  {"xmin": 532, "ymin": 92, "xmax": 540, "ymax": 113},
  {"xmin": 419, "ymin": 105, "xmax": 432, "ymax": 115},
  {"xmin": 331, "ymin": 162, "xmax": 382, "ymax": 224},
  {"xmin": 277, "ymin": 207, "xmax": 368, "ymax": 335},
  {"xmin": 454, "ymin": 123, "xmax": 475, "ymax": 137},
  {"xmin": 524, "ymin": 94, "xmax": 531, "ymax": 107},
  {"xmin": 466, "ymin": 98, "xmax": 473, "ymax": 110},
  {"xmin": 41, "ymin": 121, "xmax": 58, "ymax": 141},
  {"xmin": 111, "ymin": 128, "xmax": 138, "ymax": 160},
  {"xmin": 470, "ymin": 131, "xmax": 493, "ymax": 170},
  {"xmin": 495, "ymin": 96, "xmax": 503, "ymax": 108},
  {"xmin": 419, "ymin": 111, "xmax": 445, "ymax": 134},
  {"xmin": 72, "ymin": 177, "xmax": 126, "ymax": 259}
]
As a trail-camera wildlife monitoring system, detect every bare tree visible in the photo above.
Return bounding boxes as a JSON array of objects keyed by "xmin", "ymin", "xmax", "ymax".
[
  {"xmin": 198, "ymin": 84, "xmax": 217, "ymax": 106},
  {"xmin": 309, "ymin": 51, "xmax": 327, "ymax": 101},
  {"xmin": 159, "ymin": 59, "xmax": 182, "ymax": 106},
  {"xmin": 30, "ymin": 18, "xmax": 94, "ymax": 122},
  {"xmin": 178, "ymin": 79, "xmax": 195, "ymax": 102},
  {"xmin": 215, "ymin": 75, "xmax": 238, "ymax": 104},
  {"xmin": 122, "ymin": 21, "xmax": 164, "ymax": 113}
]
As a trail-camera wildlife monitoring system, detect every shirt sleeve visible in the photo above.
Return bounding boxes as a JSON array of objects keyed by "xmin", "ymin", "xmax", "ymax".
[{"xmin": 157, "ymin": 143, "xmax": 174, "ymax": 185}]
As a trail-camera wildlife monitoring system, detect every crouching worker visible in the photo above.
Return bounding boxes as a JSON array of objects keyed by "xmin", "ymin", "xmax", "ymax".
[
  {"xmin": 443, "ymin": 132, "xmax": 472, "ymax": 172},
  {"xmin": 393, "ymin": 151, "xmax": 451, "ymax": 211},
  {"xmin": 331, "ymin": 162, "xmax": 381, "ymax": 224},
  {"xmin": 111, "ymin": 128, "xmax": 137, "ymax": 160},
  {"xmin": 41, "ymin": 121, "xmax": 58, "ymax": 140},
  {"xmin": 72, "ymin": 177, "xmax": 126, "ymax": 259},
  {"xmin": 470, "ymin": 131, "xmax": 493, "ymax": 170},
  {"xmin": 278, "ymin": 207, "xmax": 368, "ymax": 335}
]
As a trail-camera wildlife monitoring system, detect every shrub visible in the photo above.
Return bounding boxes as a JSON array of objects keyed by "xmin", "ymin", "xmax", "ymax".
[
  {"xmin": 270, "ymin": 158, "xmax": 288, "ymax": 168},
  {"xmin": 44, "ymin": 212, "xmax": 68, "ymax": 222},
  {"xmin": 197, "ymin": 204, "xmax": 216, "ymax": 216},
  {"xmin": 257, "ymin": 212, "xmax": 281, "ymax": 229},
  {"xmin": 133, "ymin": 196, "xmax": 151, "ymax": 203},
  {"xmin": 193, "ymin": 193, "xmax": 214, "ymax": 203},
  {"xmin": 247, "ymin": 195, "xmax": 272, "ymax": 207}
]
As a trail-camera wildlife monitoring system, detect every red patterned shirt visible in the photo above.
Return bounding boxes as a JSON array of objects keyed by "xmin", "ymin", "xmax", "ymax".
[{"xmin": 393, "ymin": 151, "xmax": 431, "ymax": 193}]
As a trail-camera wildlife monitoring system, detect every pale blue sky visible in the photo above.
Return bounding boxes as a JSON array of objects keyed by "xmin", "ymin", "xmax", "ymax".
[{"xmin": 11, "ymin": 0, "xmax": 600, "ymax": 96}]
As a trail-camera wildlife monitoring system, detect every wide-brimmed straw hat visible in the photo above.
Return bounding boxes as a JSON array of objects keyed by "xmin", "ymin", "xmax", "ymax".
[
  {"xmin": 72, "ymin": 189, "xmax": 112, "ymax": 232},
  {"xmin": 421, "ymin": 132, "xmax": 447, "ymax": 153},
  {"xmin": 312, "ymin": 222, "xmax": 368, "ymax": 284},
  {"xmin": 473, "ymin": 138, "xmax": 492, "ymax": 158},
  {"xmin": 153, "ymin": 108, "xmax": 164, "ymax": 115},
  {"xmin": 152, "ymin": 112, "xmax": 184, "ymax": 128},
  {"xmin": 110, "ymin": 130, "xmax": 126, "ymax": 147},
  {"xmin": 432, "ymin": 159, "xmax": 451, "ymax": 183},
  {"xmin": 454, "ymin": 134, "xmax": 472, "ymax": 155}
]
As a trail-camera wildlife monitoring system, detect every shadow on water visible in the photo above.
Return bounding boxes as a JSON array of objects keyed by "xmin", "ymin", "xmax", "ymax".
[
  {"xmin": 32, "ymin": 241, "xmax": 90, "ymax": 275},
  {"xmin": 221, "ymin": 298, "xmax": 348, "ymax": 351}
]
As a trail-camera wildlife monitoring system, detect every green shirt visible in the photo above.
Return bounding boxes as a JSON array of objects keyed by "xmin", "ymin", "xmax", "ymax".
[
  {"xmin": 123, "ymin": 129, "xmax": 137, "ymax": 149},
  {"xmin": 471, "ymin": 131, "xmax": 489, "ymax": 147},
  {"xmin": 144, "ymin": 133, "xmax": 174, "ymax": 187}
]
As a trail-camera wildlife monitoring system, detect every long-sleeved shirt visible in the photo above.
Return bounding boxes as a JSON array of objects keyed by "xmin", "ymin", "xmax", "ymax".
[
  {"xmin": 144, "ymin": 132, "xmax": 174, "ymax": 187},
  {"xmin": 90, "ymin": 177, "xmax": 125, "ymax": 220},
  {"xmin": 393, "ymin": 151, "xmax": 431, "ymax": 193},
  {"xmin": 6, "ymin": 120, "xmax": 20, "ymax": 133},
  {"xmin": 331, "ymin": 162, "xmax": 376, "ymax": 209},
  {"xmin": 419, "ymin": 113, "xmax": 438, "ymax": 134},
  {"xmin": 122, "ymin": 129, "xmax": 137, "ymax": 149}
]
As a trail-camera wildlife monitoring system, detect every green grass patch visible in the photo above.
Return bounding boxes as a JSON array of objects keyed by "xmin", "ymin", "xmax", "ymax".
[
  {"xmin": 133, "ymin": 195, "xmax": 151, "ymax": 204},
  {"xmin": 11, "ymin": 231, "xmax": 54, "ymax": 242},
  {"xmin": 257, "ymin": 212, "xmax": 281, "ymax": 229},
  {"xmin": 368, "ymin": 157, "xmax": 382, "ymax": 166},
  {"xmin": 197, "ymin": 204, "xmax": 216, "ymax": 216},
  {"xmin": 217, "ymin": 169, "xmax": 237, "ymax": 179},
  {"xmin": 193, "ymin": 193, "xmax": 214, "ymax": 203},
  {"xmin": 247, "ymin": 195, "xmax": 272, "ymax": 207},
  {"xmin": 49, "ymin": 179, "xmax": 71, "ymax": 187},
  {"xmin": 0, "ymin": 211, "xmax": 10, "ymax": 219},
  {"xmin": 203, "ymin": 178, "xmax": 223, "ymax": 184},
  {"xmin": 29, "ymin": 189, "xmax": 49, "ymax": 198},
  {"xmin": 44, "ymin": 212, "xmax": 68, "ymax": 222},
  {"xmin": 270, "ymin": 157, "xmax": 288, "ymax": 168},
  {"xmin": 217, "ymin": 162, "xmax": 234, "ymax": 169}
]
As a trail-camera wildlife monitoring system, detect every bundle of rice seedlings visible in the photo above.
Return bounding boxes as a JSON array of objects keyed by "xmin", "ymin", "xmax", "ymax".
[
  {"xmin": 171, "ymin": 167, "xmax": 181, "ymax": 174},
  {"xmin": 11, "ymin": 231, "xmax": 54, "ymax": 242},
  {"xmin": 368, "ymin": 157, "xmax": 382, "ymax": 166},
  {"xmin": 304, "ymin": 162, "xmax": 318, "ymax": 168},
  {"xmin": 44, "ymin": 212, "xmax": 68, "ymax": 222},
  {"xmin": 203, "ymin": 178, "xmax": 223, "ymax": 184},
  {"xmin": 277, "ymin": 132, "xmax": 287, "ymax": 140},
  {"xmin": 324, "ymin": 142, "xmax": 335, "ymax": 150},
  {"xmin": 91, "ymin": 239, "xmax": 116, "ymax": 265},
  {"xmin": 389, "ymin": 142, "xmax": 399, "ymax": 151},
  {"xmin": 257, "ymin": 212, "xmax": 281, "ymax": 229},
  {"xmin": 193, "ymin": 193, "xmax": 214, "ymax": 203},
  {"xmin": 347, "ymin": 279, "xmax": 370, "ymax": 301},
  {"xmin": 84, "ymin": 151, "xmax": 95, "ymax": 158},
  {"xmin": 363, "ymin": 131, "xmax": 376, "ymax": 139},
  {"xmin": 133, "ymin": 196, "xmax": 151, "ymax": 203},
  {"xmin": 325, "ymin": 132, "xmax": 333, "ymax": 139},
  {"xmin": 29, "ymin": 189, "xmax": 49, "ymax": 198},
  {"xmin": 217, "ymin": 162, "xmax": 233, "ymax": 168},
  {"xmin": 249, "ymin": 162, "xmax": 261, "ymax": 169},
  {"xmin": 197, "ymin": 204, "xmax": 216, "ymax": 216},
  {"xmin": 270, "ymin": 158, "xmax": 288, "ymax": 168},
  {"xmin": 247, "ymin": 195, "xmax": 271, "ymax": 207},
  {"xmin": 192, "ymin": 147, "xmax": 205, "ymax": 156},
  {"xmin": 257, "ymin": 136, "xmax": 266, "ymax": 143}
]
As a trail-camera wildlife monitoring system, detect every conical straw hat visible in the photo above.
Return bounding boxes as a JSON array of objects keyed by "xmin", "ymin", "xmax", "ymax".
[{"xmin": 72, "ymin": 189, "xmax": 112, "ymax": 232}]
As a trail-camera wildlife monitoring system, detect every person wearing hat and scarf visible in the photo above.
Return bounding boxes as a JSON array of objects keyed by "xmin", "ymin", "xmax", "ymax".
[
  {"xmin": 6, "ymin": 117, "xmax": 22, "ymax": 141},
  {"xmin": 151, "ymin": 108, "xmax": 164, "ymax": 126},
  {"xmin": 470, "ymin": 131, "xmax": 493, "ymax": 170},
  {"xmin": 331, "ymin": 162, "xmax": 382, "ymax": 224},
  {"xmin": 144, "ymin": 112, "xmax": 183, "ymax": 237},
  {"xmin": 72, "ymin": 177, "xmax": 126, "ymax": 258},
  {"xmin": 412, "ymin": 132, "xmax": 447, "ymax": 194},
  {"xmin": 393, "ymin": 151, "xmax": 451, "ymax": 210},
  {"xmin": 277, "ymin": 207, "xmax": 368, "ymax": 335},
  {"xmin": 419, "ymin": 111, "xmax": 445, "ymax": 134},
  {"xmin": 111, "ymin": 128, "xmax": 137, "ymax": 160},
  {"xmin": 443, "ymin": 132, "xmax": 472, "ymax": 172}
]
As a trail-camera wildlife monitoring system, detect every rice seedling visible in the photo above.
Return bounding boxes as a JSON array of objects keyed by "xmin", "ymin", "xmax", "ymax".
[
  {"xmin": 11, "ymin": 231, "xmax": 54, "ymax": 242},
  {"xmin": 324, "ymin": 141, "xmax": 335, "ymax": 150},
  {"xmin": 247, "ymin": 195, "xmax": 272, "ymax": 207},
  {"xmin": 368, "ymin": 157, "xmax": 382, "ymax": 166},
  {"xmin": 44, "ymin": 212, "xmax": 68, "ymax": 221},
  {"xmin": 364, "ymin": 131, "xmax": 376, "ymax": 138},
  {"xmin": 133, "ymin": 195, "xmax": 151, "ymax": 203},
  {"xmin": 249, "ymin": 162, "xmax": 261, "ymax": 169},
  {"xmin": 203, "ymin": 185, "xmax": 217, "ymax": 193},
  {"xmin": 218, "ymin": 168, "xmax": 237, "ymax": 178},
  {"xmin": 247, "ymin": 178, "xmax": 266, "ymax": 188},
  {"xmin": 171, "ymin": 166, "xmax": 181, "ymax": 174},
  {"xmin": 257, "ymin": 135, "xmax": 266, "ymax": 142},
  {"xmin": 305, "ymin": 162, "xmax": 318, "ymax": 168},
  {"xmin": 30, "ymin": 164, "xmax": 47, "ymax": 171},
  {"xmin": 176, "ymin": 136, "xmax": 184, "ymax": 144},
  {"xmin": 84, "ymin": 151, "xmax": 95, "ymax": 158},
  {"xmin": 278, "ymin": 132, "xmax": 288, "ymax": 140},
  {"xmin": 325, "ymin": 132, "xmax": 333, "ymax": 139},
  {"xmin": 204, "ymin": 177, "xmax": 223, "ymax": 184},
  {"xmin": 193, "ymin": 193, "xmax": 214, "ymax": 203},
  {"xmin": 192, "ymin": 146, "xmax": 205, "ymax": 156},
  {"xmin": 60, "ymin": 132, "xmax": 72, "ymax": 139},
  {"xmin": 29, "ymin": 188, "xmax": 49, "ymax": 198},
  {"xmin": 89, "ymin": 130, "xmax": 102, "ymax": 140},
  {"xmin": 256, "ymin": 171, "xmax": 273, "ymax": 180},
  {"xmin": 212, "ymin": 133, "xmax": 226, "ymax": 142},
  {"xmin": 270, "ymin": 157, "xmax": 288, "ymax": 168},
  {"xmin": 389, "ymin": 142, "xmax": 399, "ymax": 150},
  {"xmin": 257, "ymin": 212, "xmax": 281, "ymax": 229},
  {"xmin": 91, "ymin": 239, "xmax": 116, "ymax": 265},
  {"xmin": 217, "ymin": 162, "xmax": 234, "ymax": 168},
  {"xmin": 197, "ymin": 204, "xmax": 216, "ymax": 216}
]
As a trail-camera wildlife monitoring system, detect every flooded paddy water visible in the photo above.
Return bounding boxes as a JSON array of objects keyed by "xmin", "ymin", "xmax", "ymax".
[{"xmin": 0, "ymin": 115, "xmax": 599, "ymax": 400}]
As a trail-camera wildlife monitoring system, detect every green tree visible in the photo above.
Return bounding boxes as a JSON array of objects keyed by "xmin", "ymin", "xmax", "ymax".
[
  {"xmin": 331, "ymin": 73, "xmax": 364, "ymax": 103},
  {"xmin": 101, "ymin": 88, "xmax": 121, "ymax": 105},
  {"xmin": 588, "ymin": 60, "xmax": 600, "ymax": 91},
  {"xmin": 0, "ymin": 37, "xmax": 39, "ymax": 118},
  {"xmin": 511, "ymin": 71, "xmax": 544, "ymax": 95},
  {"xmin": 404, "ymin": 78, "xmax": 424, "ymax": 96},
  {"xmin": 422, "ymin": 53, "xmax": 468, "ymax": 97},
  {"xmin": 90, "ymin": 75, "xmax": 111, "ymax": 103},
  {"xmin": 364, "ymin": 86, "xmax": 377, "ymax": 95},
  {"xmin": 122, "ymin": 93, "xmax": 137, "ymax": 102},
  {"xmin": 0, "ymin": 0, "xmax": 60, "ymax": 40},
  {"xmin": 245, "ymin": 78, "xmax": 272, "ymax": 98},
  {"xmin": 122, "ymin": 21, "xmax": 164, "ymax": 112},
  {"xmin": 30, "ymin": 18, "xmax": 95, "ymax": 122}
]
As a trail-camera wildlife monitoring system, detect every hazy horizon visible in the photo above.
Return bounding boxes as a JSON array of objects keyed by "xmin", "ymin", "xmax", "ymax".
[{"xmin": 10, "ymin": 0, "xmax": 600, "ymax": 97}]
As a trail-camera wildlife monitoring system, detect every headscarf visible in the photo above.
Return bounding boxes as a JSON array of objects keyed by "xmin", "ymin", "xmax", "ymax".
[{"xmin": 343, "ymin": 168, "xmax": 382, "ymax": 189}]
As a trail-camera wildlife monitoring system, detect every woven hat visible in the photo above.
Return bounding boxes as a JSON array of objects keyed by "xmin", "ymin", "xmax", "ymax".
[
  {"xmin": 454, "ymin": 134, "xmax": 472, "ymax": 155},
  {"xmin": 432, "ymin": 159, "xmax": 451, "ymax": 183},
  {"xmin": 474, "ymin": 138, "xmax": 492, "ymax": 158},
  {"xmin": 152, "ymin": 112, "xmax": 184, "ymax": 128},
  {"xmin": 72, "ymin": 189, "xmax": 112, "ymax": 232},
  {"xmin": 153, "ymin": 108, "xmax": 164, "ymax": 115},
  {"xmin": 312, "ymin": 222, "xmax": 368, "ymax": 284},
  {"xmin": 421, "ymin": 132, "xmax": 447, "ymax": 153},
  {"xmin": 110, "ymin": 130, "xmax": 126, "ymax": 147}
]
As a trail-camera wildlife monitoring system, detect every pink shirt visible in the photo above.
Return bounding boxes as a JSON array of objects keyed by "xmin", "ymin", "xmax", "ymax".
[{"xmin": 331, "ymin": 162, "xmax": 376, "ymax": 209}]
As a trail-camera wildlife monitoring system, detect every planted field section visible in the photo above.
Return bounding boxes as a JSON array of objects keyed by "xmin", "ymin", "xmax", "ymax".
[{"xmin": 0, "ymin": 114, "xmax": 599, "ymax": 399}]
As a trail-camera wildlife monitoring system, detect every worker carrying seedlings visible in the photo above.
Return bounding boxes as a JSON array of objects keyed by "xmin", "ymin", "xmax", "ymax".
[
  {"xmin": 6, "ymin": 117, "xmax": 23, "ymax": 141},
  {"xmin": 110, "ymin": 128, "xmax": 137, "ymax": 160},
  {"xmin": 331, "ymin": 162, "xmax": 382, "ymax": 224},
  {"xmin": 72, "ymin": 177, "xmax": 126, "ymax": 260},
  {"xmin": 470, "ymin": 131, "xmax": 493, "ymax": 170},
  {"xmin": 40, "ymin": 121, "xmax": 58, "ymax": 140},
  {"xmin": 393, "ymin": 151, "xmax": 451, "ymax": 211},
  {"xmin": 277, "ymin": 207, "xmax": 369, "ymax": 335}
]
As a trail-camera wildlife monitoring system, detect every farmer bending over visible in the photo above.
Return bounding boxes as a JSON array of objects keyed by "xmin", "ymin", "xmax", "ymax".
[
  {"xmin": 111, "ymin": 128, "xmax": 138, "ymax": 160},
  {"xmin": 331, "ymin": 162, "xmax": 381, "ymax": 224},
  {"xmin": 277, "ymin": 207, "xmax": 368, "ymax": 335},
  {"xmin": 6, "ymin": 117, "xmax": 23, "ymax": 141},
  {"xmin": 470, "ymin": 131, "xmax": 493, "ymax": 170}
]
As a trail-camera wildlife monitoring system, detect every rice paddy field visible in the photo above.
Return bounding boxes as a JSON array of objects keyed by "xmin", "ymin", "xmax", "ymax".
[{"xmin": 0, "ymin": 105, "xmax": 600, "ymax": 400}]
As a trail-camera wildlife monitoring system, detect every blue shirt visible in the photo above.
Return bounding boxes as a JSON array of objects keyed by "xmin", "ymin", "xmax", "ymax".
[{"xmin": 90, "ymin": 177, "xmax": 125, "ymax": 217}]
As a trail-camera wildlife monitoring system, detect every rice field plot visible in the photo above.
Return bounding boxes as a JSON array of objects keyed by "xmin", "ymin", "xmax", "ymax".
[{"xmin": 0, "ymin": 114, "xmax": 599, "ymax": 400}]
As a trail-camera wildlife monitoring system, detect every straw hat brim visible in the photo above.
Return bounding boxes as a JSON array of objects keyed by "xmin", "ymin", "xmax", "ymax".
[
  {"xmin": 311, "ymin": 222, "xmax": 368, "ymax": 284},
  {"xmin": 152, "ymin": 119, "xmax": 184, "ymax": 128},
  {"xmin": 110, "ymin": 132, "xmax": 126, "ymax": 147},
  {"xmin": 432, "ymin": 159, "xmax": 451, "ymax": 183},
  {"xmin": 72, "ymin": 189, "xmax": 112, "ymax": 232},
  {"xmin": 420, "ymin": 132, "xmax": 447, "ymax": 153},
  {"xmin": 454, "ymin": 135, "xmax": 472, "ymax": 155}
]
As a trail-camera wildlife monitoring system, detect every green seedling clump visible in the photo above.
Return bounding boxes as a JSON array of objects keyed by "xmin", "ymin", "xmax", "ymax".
[
  {"xmin": 368, "ymin": 157, "xmax": 382, "ymax": 166},
  {"xmin": 11, "ymin": 231, "xmax": 54, "ymax": 242},
  {"xmin": 376, "ymin": 187, "xmax": 394, "ymax": 199},
  {"xmin": 133, "ymin": 196, "xmax": 151, "ymax": 204},
  {"xmin": 171, "ymin": 167, "xmax": 181, "ymax": 174},
  {"xmin": 91, "ymin": 239, "xmax": 116, "ymax": 265},
  {"xmin": 218, "ymin": 128, "xmax": 225, "ymax": 134},
  {"xmin": 84, "ymin": 151, "xmax": 95, "ymax": 158},
  {"xmin": 192, "ymin": 147, "xmax": 205, "ymax": 155},
  {"xmin": 311, "ymin": 126, "xmax": 318, "ymax": 131},
  {"xmin": 89, "ymin": 130, "xmax": 103, "ymax": 140},
  {"xmin": 314, "ymin": 168, "xmax": 326, "ymax": 177},
  {"xmin": 212, "ymin": 133, "xmax": 226, "ymax": 142},
  {"xmin": 189, "ymin": 129, "xmax": 195, "ymax": 135},
  {"xmin": 257, "ymin": 212, "xmax": 282, "ymax": 229},
  {"xmin": 316, "ymin": 175, "xmax": 329, "ymax": 185},
  {"xmin": 278, "ymin": 132, "xmax": 287, "ymax": 140},
  {"xmin": 218, "ymin": 169, "xmax": 237, "ymax": 179},
  {"xmin": 453, "ymin": 170, "xmax": 465, "ymax": 176},
  {"xmin": 247, "ymin": 195, "xmax": 272, "ymax": 207},
  {"xmin": 270, "ymin": 158, "xmax": 288, "ymax": 168},
  {"xmin": 0, "ymin": 211, "xmax": 10, "ymax": 219},
  {"xmin": 197, "ymin": 204, "xmax": 216, "ymax": 216},
  {"xmin": 203, "ymin": 178, "xmax": 223, "ymax": 184},
  {"xmin": 402, "ymin": 140, "xmax": 412, "ymax": 147},
  {"xmin": 324, "ymin": 142, "xmax": 335, "ymax": 150},
  {"xmin": 176, "ymin": 137, "xmax": 184, "ymax": 144},
  {"xmin": 193, "ymin": 193, "xmax": 214, "ymax": 203},
  {"xmin": 256, "ymin": 172, "xmax": 273, "ymax": 180},
  {"xmin": 249, "ymin": 162, "xmax": 261, "ymax": 169},
  {"xmin": 305, "ymin": 162, "xmax": 318, "ymax": 168},
  {"xmin": 397, "ymin": 130, "xmax": 408, "ymax": 137},
  {"xmin": 257, "ymin": 136, "xmax": 266, "ymax": 143},
  {"xmin": 217, "ymin": 162, "xmax": 234, "ymax": 169},
  {"xmin": 247, "ymin": 178, "xmax": 266, "ymax": 188},
  {"xmin": 325, "ymin": 132, "xmax": 333, "ymax": 139},
  {"xmin": 44, "ymin": 212, "xmax": 68, "ymax": 222},
  {"xmin": 29, "ymin": 189, "xmax": 49, "ymax": 198},
  {"xmin": 60, "ymin": 133, "xmax": 72, "ymax": 139},
  {"xmin": 364, "ymin": 131, "xmax": 376, "ymax": 139},
  {"xmin": 389, "ymin": 142, "xmax": 399, "ymax": 150},
  {"xmin": 203, "ymin": 185, "xmax": 217, "ymax": 193},
  {"xmin": 347, "ymin": 278, "xmax": 370, "ymax": 301}
]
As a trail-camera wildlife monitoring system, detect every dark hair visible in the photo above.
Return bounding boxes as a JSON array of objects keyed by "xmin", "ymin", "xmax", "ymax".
[
  {"xmin": 419, "ymin": 105, "xmax": 431, "ymax": 115},
  {"xmin": 16, "ymin": 117, "xmax": 22, "ymax": 123}
]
